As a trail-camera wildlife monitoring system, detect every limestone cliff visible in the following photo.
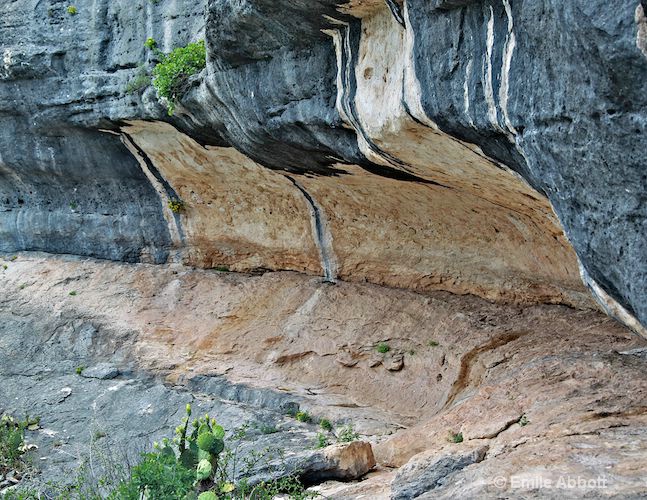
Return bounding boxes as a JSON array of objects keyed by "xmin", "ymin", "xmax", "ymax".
[
  {"xmin": 1, "ymin": 0, "xmax": 646, "ymax": 333},
  {"xmin": 3, "ymin": 4, "xmax": 647, "ymax": 498}
]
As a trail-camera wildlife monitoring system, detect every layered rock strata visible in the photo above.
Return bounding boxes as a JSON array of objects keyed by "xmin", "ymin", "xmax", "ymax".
[{"xmin": 1, "ymin": 1, "xmax": 645, "ymax": 330}]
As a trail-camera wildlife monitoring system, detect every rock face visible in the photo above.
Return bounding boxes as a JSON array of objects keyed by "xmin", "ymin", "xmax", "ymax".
[
  {"xmin": 0, "ymin": 0, "xmax": 645, "ymax": 331},
  {"xmin": 2, "ymin": 254, "xmax": 646, "ymax": 497},
  {"xmin": 245, "ymin": 441, "xmax": 376, "ymax": 486},
  {"xmin": 390, "ymin": 445, "xmax": 489, "ymax": 500},
  {"xmin": 1, "ymin": 1, "xmax": 647, "ymax": 497}
]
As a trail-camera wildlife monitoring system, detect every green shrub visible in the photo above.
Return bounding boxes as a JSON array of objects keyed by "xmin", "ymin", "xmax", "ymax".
[
  {"xmin": 518, "ymin": 415, "xmax": 529, "ymax": 427},
  {"xmin": 168, "ymin": 199, "xmax": 185, "ymax": 213},
  {"xmin": 428, "ymin": 340, "xmax": 439, "ymax": 347},
  {"xmin": 214, "ymin": 265, "xmax": 229, "ymax": 273},
  {"xmin": 295, "ymin": 411, "xmax": 312, "ymax": 423},
  {"xmin": 69, "ymin": 290, "xmax": 77, "ymax": 296},
  {"xmin": 110, "ymin": 451, "xmax": 194, "ymax": 499},
  {"xmin": 144, "ymin": 37, "xmax": 157, "ymax": 50},
  {"xmin": 66, "ymin": 5, "xmax": 77, "ymax": 14},
  {"xmin": 315, "ymin": 432, "xmax": 329, "ymax": 449},
  {"xmin": 319, "ymin": 419, "xmax": 332, "ymax": 432},
  {"xmin": 376, "ymin": 342, "xmax": 390, "ymax": 354},
  {"xmin": 336, "ymin": 424, "xmax": 359, "ymax": 443},
  {"xmin": 0, "ymin": 414, "xmax": 29, "ymax": 476},
  {"xmin": 152, "ymin": 40, "xmax": 206, "ymax": 115},
  {"xmin": 449, "ymin": 431, "xmax": 463, "ymax": 444},
  {"xmin": 108, "ymin": 404, "xmax": 315, "ymax": 499},
  {"xmin": 75, "ymin": 365, "xmax": 85, "ymax": 375}
]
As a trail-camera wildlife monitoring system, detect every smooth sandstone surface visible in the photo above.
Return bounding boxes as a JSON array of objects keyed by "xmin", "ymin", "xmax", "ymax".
[{"xmin": 1, "ymin": 254, "xmax": 645, "ymax": 497}]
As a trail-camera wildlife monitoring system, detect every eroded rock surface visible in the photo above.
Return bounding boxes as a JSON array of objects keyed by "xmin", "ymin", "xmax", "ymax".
[
  {"xmin": 1, "ymin": 0, "xmax": 646, "ymax": 497},
  {"xmin": 1, "ymin": 253, "xmax": 646, "ymax": 497},
  {"xmin": 0, "ymin": 1, "xmax": 645, "ymax": 330}
]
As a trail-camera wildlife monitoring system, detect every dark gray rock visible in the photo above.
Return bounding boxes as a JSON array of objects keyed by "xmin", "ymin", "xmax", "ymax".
[
  {"xmin": 391, "ymin": 446, "xmax": 488, "ymax": 500},
  {"xmin": 403, "ymin": 0, "xmax": 647, "ymax": 327},
  {"xmin": 80, "ymin": 363, "xmax": 120, "ymax": 380},
  {"xmin": 0, "ymin": 0, "xmax": 206, "ymax": 263},
  {"xmin": 243, "ymin": 441, "xmax": 376, "ymax": 487}
]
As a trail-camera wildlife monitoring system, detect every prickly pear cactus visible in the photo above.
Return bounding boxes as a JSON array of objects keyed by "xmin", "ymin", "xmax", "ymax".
[
  {"xmin": 196, "ymin": 432, "xmax": 224, "ymax": 455},
  {"xmin": 169, "ymin": 405, "xmax": 228, "ymax": 487},
  {"xmin": 197, "ymin": 492, "xmax": 217, "ymax": 500},
  {"xmin": 196, "ymin": 459, "xmax": 213, "ymax": 481}
]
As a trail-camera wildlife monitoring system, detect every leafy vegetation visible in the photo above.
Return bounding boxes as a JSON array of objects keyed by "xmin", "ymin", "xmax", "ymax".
[
  {"xmin": 376, "ymin": 342, "xmax": 390, "ymax": 354},
  {"xmin": 319, "ymin": 419, "xmax": 332, "ymax": 432},
  {"xmin": 315, "ymin": 432, "xmax": 329, "ymax": 449},
  {"xmin": 449, "ymin": 431, "xmax": 463, "ymax": 444},
  {"xmin": 144, "ymin": 37, "xmax": 157, "ymax": 50},
  {"xmin": 428, "ymin": 340, "xmax": 439, "ymax": 347},
  {"xmin": 0, "ymin": 414, "xmax": 35, "ymax": 478},
  {"xmin": 110, "ymin": 451, "xmax": 194, "ymax": 499},
  {"xmin": 15, "ymin": 404, "xmax": 316, "ymax": 499},
  {"xmin": 168, "ymin": 199, "xmax": 185, "ymax": 213},
  {"xmin": 75, "ymin": 365, "xmax": 85, "ymax": 375},
  {"xmin": 518, "ymin": 415, "xmax": 529, "ymax": 427},
  {"xmin": 66, "ymin": 5, "xmax": 77, "ymax": 15},
  {"xmin": 336, "ymin": 424, "xmax": 359, "ymax": 443},
  {"xmin": 152, "ymin": 40, "xmax": 206, "ymax": 115},
  {"xmin": 294, "ymin": 411, "xmax": 312, "ymax": 423}
]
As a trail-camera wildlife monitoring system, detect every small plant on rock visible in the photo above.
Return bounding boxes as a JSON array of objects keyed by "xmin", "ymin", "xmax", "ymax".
[
  {"xmin": 336, "ymin": 424, "xmax": 359, "ymax": 443},
  {"xmin": 449, "ymin": 431, "xmax": 463, "ymax": 444},
  {"xmin": 152, "ymin": 40, "xmax": 206, "ymax": 115},
  {"xmin": 428, "ymin": 340, "xmax": 439, "ymax": 347},
  {"xmin": 75, "ymin": 365, "xmax": 85, "ymax": 375},
  {"xmin": 67, "ymin": 5, "xmax": 77, "ymax": 14},
  {"xmin": 319, "ymin": 418, "xmax": 332, "ymax": 432},
  {"xmin": 295, "ymin": 411, "xmax": 312, "ymax": 423},
  {"xmin": 315, "ymin": 432, "xmax": 329, "ymax": 449},
  {"xmin": 257, "ymin": 423, "xmax": 278, "ymax": 435},
  {"xmin": 168, "ymin": 199, "xmax": 185, "ymax": 213},
  {"xmin": 144, "ymin": 37, "xmax": 157, "ymax": 50},
  {"xmin": 376, "ymin": 342, "xmax": 390, "ymax": 354},
  {"xmin": 0, "ymin": 414, "xmax": 33, "ymax": 477},
  {"xmin": 518, "ymin": 415, "xmax": 530, "ymax": 427}
]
